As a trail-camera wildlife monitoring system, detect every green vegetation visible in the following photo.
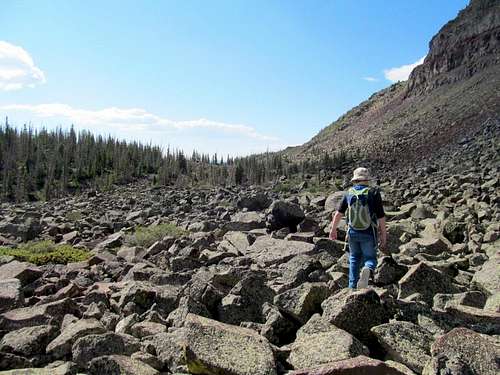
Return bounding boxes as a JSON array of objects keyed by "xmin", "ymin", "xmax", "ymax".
[
  {"xmin": 126, "ymin": 222, "xmax": 188, "ymax": 248},
  {"xmin": 0, "ymin": 240, "xmax": 90, "ymax": 265}
]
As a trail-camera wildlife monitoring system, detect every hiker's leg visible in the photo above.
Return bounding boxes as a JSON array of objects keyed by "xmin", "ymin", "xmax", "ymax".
[
  {"xmin": 359, "ymin": 233, "xmax": 377, "ymax": 271},
  {"xmin": 348, "ymin": 234, "xmax": 362, "ymax": 288}
]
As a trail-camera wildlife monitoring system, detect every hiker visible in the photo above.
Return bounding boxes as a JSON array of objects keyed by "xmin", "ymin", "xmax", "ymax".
[{"xmin": 329, "ymin": 167, "xmax": 388, "ymax": 288}]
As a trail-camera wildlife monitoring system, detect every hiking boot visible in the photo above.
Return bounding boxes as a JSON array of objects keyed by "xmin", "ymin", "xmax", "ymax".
[{"xmin": 357, "ymin": 267, "xmax": 371, "ymax": 289}]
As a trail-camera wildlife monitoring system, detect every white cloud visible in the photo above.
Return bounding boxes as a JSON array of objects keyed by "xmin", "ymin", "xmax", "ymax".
[
  {"xmin": 0, "ymin": 41, "xmax": 46, "ymax": 91},
  {"xmin": 384, "ymin": 56, "xmax": 425, "ymax": 82},
  {"xmin": 362, "ymin": 77, "xmax": 378, "ymax": 82},
  {"xmin": 0, "ymin": 103, "xmax": 278, "ymax": 142}
]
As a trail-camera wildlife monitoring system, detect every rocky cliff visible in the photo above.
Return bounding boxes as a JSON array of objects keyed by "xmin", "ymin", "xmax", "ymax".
[{"xmin": 287, "ymin": 0, "xmax": 500, "ymax": 171}]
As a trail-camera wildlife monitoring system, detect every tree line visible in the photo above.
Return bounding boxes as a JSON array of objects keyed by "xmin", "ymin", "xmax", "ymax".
[{"xmin": 0, "ymin": 119, "xmax": 351, "ymax": 202}]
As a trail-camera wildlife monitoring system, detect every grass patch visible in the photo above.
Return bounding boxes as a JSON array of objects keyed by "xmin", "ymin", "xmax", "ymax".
[
  {"xmin": 0, "ymin": 240, "xmax": 90, "ymax": 265},
  {"xmin": 126, "ymin": 222, "xmax": 187, "ymax": 248}
]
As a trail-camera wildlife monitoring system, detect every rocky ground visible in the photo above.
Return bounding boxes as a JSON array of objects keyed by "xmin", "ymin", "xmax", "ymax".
[{"xmin": 0, "ymin": 120, "xmax": 498, "ymax": 375}]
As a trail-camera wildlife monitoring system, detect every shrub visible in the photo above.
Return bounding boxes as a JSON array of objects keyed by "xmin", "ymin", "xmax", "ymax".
[
  {"xmin": 0, "ymin": 240, "xmax": 90, "ymax": 265},
  {"xmin": 126, "ymin": 223, "xmax": 187, "ymax": 248}
]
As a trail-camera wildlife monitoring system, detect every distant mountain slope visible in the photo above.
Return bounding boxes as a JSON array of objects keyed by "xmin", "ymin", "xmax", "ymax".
[{"xmin": 286, "ymin": 0, "xmax": 500, "ymax": 170}]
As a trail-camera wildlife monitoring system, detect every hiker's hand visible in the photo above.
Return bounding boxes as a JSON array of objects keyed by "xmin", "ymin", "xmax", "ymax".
[
  {"xmin": 329, "ymin": 228, "xmax": 337, "ymax": 241},
  {"xmin": 379, "ymin": 235, "xmax": 387, "ymax": 249}
]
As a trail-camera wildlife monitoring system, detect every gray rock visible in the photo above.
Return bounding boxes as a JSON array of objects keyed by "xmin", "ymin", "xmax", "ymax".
[
  {"xmin": 471, "ymin": 252, "xmax": 500, "ymax": 296},
  {"xmin": 371, "ymin": 321, "xmax": 433, "ymax": 373},
  {"xmin": 274, "ymin": 282, "xmax": 330, "ymax": 324},
  {"xmin": 88, "ymin": 355, "xmax": 159, "ymax": 375},
  {"xmin": 0, "ymin": 325, "xmax": 59, "ymax": 357},
  {"xmin": 224, "ymin": 212, "xmax": 265, "ymax": 231},
  {"xmin": 422, "ymin": 328, "xmax": 499, "ymax": 375},
  {"xmin": 130, "ymin": 321, "xmax": 167, "ymax": 338},
  {"xmin": 46, "ymin": 318, "xmax": 106, "ymax": 359},
  {"xmin": 143, "ymin": 329, "xmax": 187, "ymax": 373},
  {"xmin": 0, "ymin": 298, "xmax": 78, "ymax": 331},
  {"xmin": 245, "ymin": 236, "xmax": 315, "ymax": 267},
  {"xmin": 289, "ymin": 315, "xmax": 368, "ymax": 370},
  {"xmin": 184, "ymin": 314, "xmax": 277, "ymax": 375},
  {"xmin": 321, "ymin": 288, "xmax": 388, "ymax": 344},
  {"xmin": 398, "ymin": 262, "xmax": 460, "ymax": 305},
  {"xmin": 0, "ymin": 278, "xmax": 23, "ymax": 313},
  {"xmin": 72, "ymin": 332, "xmax": 141, "ymax": 368},
  {"xmin": 0, "ymin": 261, "xmax": 42, "ymax": 286},
  {"xmin": 324, "ymin": 191, "xmax": 345, "ymax": 213}
]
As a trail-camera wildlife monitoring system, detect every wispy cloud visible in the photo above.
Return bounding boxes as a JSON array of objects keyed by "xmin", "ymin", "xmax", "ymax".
[
  {"xmin": 362, "ymin": 77, "xmax": 379, "ymax": 82},
  {"xmin": 384, "ymin": 56, "xmax": 425, "ymax": 82},
  {"xmin": 0, "ymin": 41, "xmax": 46, "ymax": 91},
  {"xmin": 0, "ymin": 103, "xmax": 278, "ymax": 142}
]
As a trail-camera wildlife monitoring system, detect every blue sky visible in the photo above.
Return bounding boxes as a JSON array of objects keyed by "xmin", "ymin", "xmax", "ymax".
[{"xmin": 0, "ymin": 0, "xmax": 469, "ymax": 156}]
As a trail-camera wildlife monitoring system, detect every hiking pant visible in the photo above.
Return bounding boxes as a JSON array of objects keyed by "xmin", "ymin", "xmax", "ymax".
[{"xmin": 348, "ymin": 230, "xmax": 377, "ymax": 288}]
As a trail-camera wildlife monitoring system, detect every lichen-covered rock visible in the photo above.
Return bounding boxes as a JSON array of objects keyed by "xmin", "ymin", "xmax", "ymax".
[
  {"xmin": 371, "ymin": 321, "xmax": 433, "ymax": 373},
  {"xmin": 321, "ymin": 288, "xmax": 388, "ymax": 344},
  {"xmin": 422, "ymin": 327, "xmax": 499, "ymax": 375},
  {"xmin": 245, "ymin": 236, "xmax": 315, "ymax": 267},
  {"xmin": 289, "ymin": 315, "xmax": 368, "ymax": 370},
  {"xmin": 183, "ymin": 314, "xmax": 276, "ymax": 375},
  {"xmin": 143, "ymin": 329, "xmax": 188, "ymax": 374},
  {"xmin": 471, "ymin": 253, "xmax": 500, "ymax": 296},
  {"xmin": 88, "ymin": 355, "xmax": 159, "ymax": 375}
]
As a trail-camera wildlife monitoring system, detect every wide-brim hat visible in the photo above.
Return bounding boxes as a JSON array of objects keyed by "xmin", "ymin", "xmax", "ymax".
[{"xmin": 351, "ymin": 167, "xmax": 373, "ymax": 182}]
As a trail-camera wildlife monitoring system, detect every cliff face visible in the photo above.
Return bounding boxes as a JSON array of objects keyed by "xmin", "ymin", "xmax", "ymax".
[
  {"xmin": 287, "ymin": 0, "xmax": 500, "ymax": 170},
  {"xmin": 407, "ymin": 0, "xmax": 500, "ymax": 95}
]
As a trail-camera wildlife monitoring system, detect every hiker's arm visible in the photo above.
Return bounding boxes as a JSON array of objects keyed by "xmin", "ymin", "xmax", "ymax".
[
  {"xmin": 378, "ymin": 216, "xmax": 388, "ymax": 252},
  {"xmin": 329, "ymin": 211, "xmax": 343, "ymax": 240}
]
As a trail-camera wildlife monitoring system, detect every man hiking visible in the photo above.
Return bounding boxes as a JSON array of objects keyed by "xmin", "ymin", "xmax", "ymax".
[{"xmin": 329, "ymin": 167, "xmax": 388, "ymax": 289}]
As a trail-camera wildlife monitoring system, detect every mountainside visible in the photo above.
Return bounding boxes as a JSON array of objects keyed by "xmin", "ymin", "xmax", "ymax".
[{"xmin": 286, "ymin": 0, "xmax": 500, "ymax": 171}]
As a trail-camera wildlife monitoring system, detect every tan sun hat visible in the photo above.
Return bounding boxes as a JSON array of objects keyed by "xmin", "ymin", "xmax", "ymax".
[{"xmin": 351, "ymin": 167, "xmax": 373, "ymax": 182}]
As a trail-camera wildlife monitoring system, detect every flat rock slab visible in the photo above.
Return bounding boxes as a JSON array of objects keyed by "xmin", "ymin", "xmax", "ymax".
[
  {"xmin": 184, "ymin": 313, "xmax": 277, "ymax": 375},
  {"xmin": 245, "ymin": 236, "xmax": 315, "ymax": 266},
  {"xmin": 0, "ymin": 298, "xmax": 78, "ymax": 331},
  {"xmin": 0, "ymin": 261, "xmax": 42, "ymax": 286},
  {"xmin": 471, "ymin": 253, "xmax": 500, "ymax": 296},
  {"xmin": 89, "ymin": 355, "xmax": 159, "ymax": 375},
  {"xmin": 288, "ymin": 355, "xmax": 408, "ymax": 375}
]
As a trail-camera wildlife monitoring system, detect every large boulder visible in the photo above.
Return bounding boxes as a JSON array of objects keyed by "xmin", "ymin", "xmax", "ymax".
[
  {"xmin": 143, "ymin": 329, "xmax": 188, "ymax": 373},
  {"xmin": 71, "ymin": 333, "xmax": 141, "ymax": 367},
  {"xmin": 0, "ymin": 298, "xmax": 79, "ymax": 331},
  {"xmin": 266, "ymin": 201, "xmax": 305, "ymax": 231},
  {"xmin": 288, "ymin": 314, "xmax": 368, "ymax": 370},
  {"xmin": 183, "ymin": 314, "xmax": 277, "ymax": 375},
  {"xmin": 422, "ymin": 328, "xmax": 499, "ymax": 375},
  {"xmin": 324, "ymin": 192, "xmax": 345, "ymax": 213},
  {"xmin": 0, "ymin": 325, "xmax": 59, "ymax": 357},
  {"xmin": 217, "ymin": 273, "xmax": 275, "ymax": 325},
  {"xmin": 321, "ymin": 289, "xmax": 388, "ymax": 344},
  {"xmin": 46, "ymin": 318, "xmax": 106, "ymax": 359},
  {"xmin": 88, "ymin": 355, "xmax": 159, "ymax": 375},
  {"xmin": 288, "ymin": 355, "xmax": 409, "ymax": 375},
  {"xmin": 0, "ymin": 261, "xmax": 42, "ymax": 286},
  {"xmin": 245, "ymin": 236, "xmax": 315, "ymax": 267},
  {"xmin": 371, "ymin": 321, "xmax": 433, "ymax": 373},
  {"xmin": 0, "ymin": 279, "xmax": 23, "ymax": 313},
  {"xmin": 398, "ymin": 262, "xmax": 460, "ymax": 305},
  {"xmin": 274, "ymin": 282, "xmax": 330, "ymax": 324},
  {"xmin": 224, "ymin": 212, "xmax": 266, "ymax": 231}
]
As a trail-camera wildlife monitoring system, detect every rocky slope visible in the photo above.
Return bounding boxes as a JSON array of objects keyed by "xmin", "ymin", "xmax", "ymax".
[
  {"xmin": 285, "ymin": 0, "xmax": 500, "ymax": 171},
  {"xmin": 0, "ymin": 118, "xmax": 498, "ymax": 374}
]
